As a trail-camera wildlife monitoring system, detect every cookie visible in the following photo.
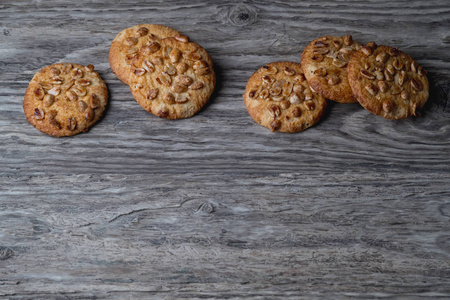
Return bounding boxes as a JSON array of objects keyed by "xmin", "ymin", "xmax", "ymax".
[
  {"xmin": 347, "ymin": 43, "xmax": 429, "ymax": 119},
  {"xmin": 301, "ymin": 35, "xmax": 361, "ymax": 103},
  {"xmin": 243, "ymin": 61, "xmax": 327, "ymax": 133},
  {"xmin": 109, "ymin": 24, "xmax": 181, "ymax": 85},
  {"xmin": 128, "ymin": 36, "xmax": 216, "ymax": 119},
  {"xmin": 23, "ymin": 63, "xmax": 108, "ymax": 137}
]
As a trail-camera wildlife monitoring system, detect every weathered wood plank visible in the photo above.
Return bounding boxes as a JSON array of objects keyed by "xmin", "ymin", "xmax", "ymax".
[{"xmin": 0, "ymin": 0, "xmax": 449, "ymax": 298}]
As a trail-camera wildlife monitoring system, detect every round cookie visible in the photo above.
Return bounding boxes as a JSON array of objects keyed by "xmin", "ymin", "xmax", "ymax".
[
  {"xmin": 109, "ymin": 24, "xmax": 181, "ymax": 85},
  {"xmin": 243, "ymin": 61, "xmax": 327, "ymax": 133},
  {"xmin": 23, "ymin": 63, "xmax": 108, "ymax": 137},
  {"xmin": 301, "ymin": 35, "xmax": 361, "ymax": 103},
  {"xmin": 347, "ymin": 43, "xmax": 429, "ymax": 119},
  {"xmin": 128, "ymin": 36, "xmax": 216, "ymax": 119}
]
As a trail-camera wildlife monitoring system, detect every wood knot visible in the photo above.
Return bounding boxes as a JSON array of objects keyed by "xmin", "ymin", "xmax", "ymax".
[
  {"xmin": 0, "ymin": 246, "xmax": 14, "ymax": 260},
  {"xmin": 197, "ymin": 202, "xmax": 215, "ymax": 214},
  {"xmin": 228, "ymin": 4, "xmax": 258, "ymax": 27}
]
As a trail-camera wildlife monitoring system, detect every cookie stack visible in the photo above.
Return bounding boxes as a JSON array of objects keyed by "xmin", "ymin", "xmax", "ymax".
[
  {"xmin": 109, "ymin": 24, "xmax": 216, "ymax": 120},
  {"xmin": 244, "ymin": 35, "xmax": 429, "ymax": 133}
]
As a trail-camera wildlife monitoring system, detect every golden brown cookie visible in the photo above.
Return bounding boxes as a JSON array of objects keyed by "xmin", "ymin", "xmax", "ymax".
[
  {"xmin": 243, "ymin": 61, "xmax": 327, "ymax": 133},
  {"xmin": 128, "ymin": 36, "xmax": 216, "ymax": 119},
  {"xmin": 347, "ymin": 43, "xmax": 429, "ymax": 119},
  {"xmin": 301, "ymin": 35, "xmax": 361, "ymax": 103},
  {"xmin": 109, "ymin": 24, "xmax": 181, "ymax": 85},
  {"xmin": 23, "ymin": 63, "xmax": 108, "ymax": 137}
]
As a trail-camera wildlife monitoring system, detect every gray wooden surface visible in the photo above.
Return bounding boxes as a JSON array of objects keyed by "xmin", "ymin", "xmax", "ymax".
[{"xmin": 1, "ymin": 0, "xmax": 450, "ymax": 299}]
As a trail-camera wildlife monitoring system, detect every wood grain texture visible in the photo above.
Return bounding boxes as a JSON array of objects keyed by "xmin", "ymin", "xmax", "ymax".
[{"xmin": 1, "ymin": 0, "xmax": 449, "ymax": 299}]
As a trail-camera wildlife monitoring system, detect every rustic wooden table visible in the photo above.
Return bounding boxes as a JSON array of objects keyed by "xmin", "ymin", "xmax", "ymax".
[{"xmin": 1, "ymin": 0, "xmax": 449, "ymax": 299}]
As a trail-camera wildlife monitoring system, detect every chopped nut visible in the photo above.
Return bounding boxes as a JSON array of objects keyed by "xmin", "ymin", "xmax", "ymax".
[
  {"xmin": 249, "ymin": 89, "xmax": 259, "ymax": 99},
  {"xmin": 365, "ymin": 83, "xmax": 378, "ymax": 96},
  {"xmin": 48, "ymin": 87, "xmax": 60, "ymax": 96},
  {"xmin": 304, "ymin": 100, "xmax": 315, "ymax": 111},
  {"xmin": 151, "ymin": 56, "xmax": 164, "ymax": 65},
  {"xmin": 289, "ymin": 93, "xmax": 304, "ymax": 104},
  {"xmin": 193, "ymin": 60, "xmax": 209, "ymax": 70},
  {"xmin": 344, "ymin": 35, "xmax": 353, "ymax": 46},
  {"xmin": 34, "ymin": 87, "xmax": 45, "ymax": 100},
  {"xmin": 393, "ymin": 58, "xmax": 403, "ymax": 70},
  {"xmin": 328, "ymin": 75, "xmax": 340, "ymax": 86},
  {"xmin": 85, "ymin": 64, "xmax": 95, "ymax": 72},
  {"xmin": 125, "ymin": 37, "xmax": 138, "ymax": 46},
  {"xmin": 398, "ymin": 70, "xmax": 407, "ymax": 86},
  {"xmin": 187, "ymin": 51, "xmax": 201, "ymax": 61},
  {"xmin": 85, "ymin": 108, "xmax": 94, "ymax": 122},
  {"xmin": 50, "ymin": 66, "xmax": 60, "ymax": 76},
  {"xmin": 71, "ymin": 68, "xmax": 83, "ymax": 78},
  {"xmin": 391, "ymin": 84, "xmax": 402, "ymax": 95},
  {"xmin": 261, "ymin": 65, "xmax": 278, "ymax": 75},
  {"xmin": 272, "ymin": 95, "xmax": 284, "ymax": 102},
  {"xmin": 313, "ymin": 47, "xmax": 329, "ymax": 55},
  {"xmin": 78, "ymin": 100, "xmax": 88, "ymax": 112},
  {"xmin": 383, "ymin": 100, "xmax": 393, "ymax": 112},
  {"xmin": 175, "ymin": 94, "xmax": 189, "ymax": 103},
  {"xmin": 269, "ymin": 86, "xmax": 282, "ymax": 96},
  {"xmin": 195, "ymin": 68, "xmax": 210, "ymax": 76},
  {"xmin": 262, "ymin": 75, "xmax": 275, "ymax": 85},
  {"xmin": 293, "ymin": 84, "xmax": 305, "ymax": 94},
  {"xmin": 50, "ymin": 76, "xmax": 63, "ymax": 85},
  {"xmin": 159, "ymin": 72, "xmax": 172, "ymax": 86},
  {"xmin": 65, "ymin": 90, "xmax": 78, "ymax": 101},
  {"xmin": 61, "ymin": 79, "xmax": 75, "ymax": 91},
  {"xmin": 332, "ymin": 39, "xmax": 342, "ymax": 49},
  {"xmin": 388, "ymin": 47, "xmax": 399, "ymax": 56},
  {"xmin": 418, "ymin": 66, "xmax": 427, "ymax": 77},
  {"xmin": 282, "ymin": 81, "xmax": 293, "ymax": 97},
  {"xmin": 172, "ymin": 83, "xmax": 187, "ymax": 93},
  {"xmin": 280, "ymin": 100, "xmax": 290, "ymax": 110},
  {"xmin": 176, "ymin": 62, "xmax": 189, "ymax": 74},
  {"xmin": 169, "ymin": 48, "xmax": 182, "ymax": 63},
  {"xmin": 339, "ymin": 47, "xmax": 354, "ymax": 55},
  {"xmin": 175, "ymin": 35, "xmax": 189, "ymax": 43},
  {"xmin": 314, "ymin": 68, "xmax": 327, "ymax": 77},
  {"xmin": 47, "ymin": 110, "xmax": 57, "ymax": 120},
  {"xmin": 134, "ymin": 68, "xmax": 146, "ymax": 76},
  {"xmin": 374, "ymin": 70, "xmax": 384, "ymax": 80},
  {"xmin": 411, "ymin": 78, "xmax": 422, "ymax": 91},
  {"xmin": 291, "ymin": 107, "xmax": 301, "ymax": 117},
  {"xmin": 378, "ymin": 81, "xmax": 389, "ymax": 93},
  {"xmin": 311, "ymin": 54, "xmax": 324, "ymax": 62},
  {"xmin": 34, "ymin": 108, "xmax": 44, "ymax": 120},
  {"xmin": 165, "ymin": 64, "xmax": 177, "ymax": 76},
  {"xmin": 43, "ymin": 94, "xmax": 55, "ymax": 107},
  {"xmin": 386, "ymin": 64, "xmax": 395, "ymax": 75},
  {"xmin": 259, "ymin": 90, "xmax": 269, "ymax": 99},
  {"xmin": 283, "ymin": 67, "xmax": 296, "ymax": 76},
  {"xmin": 269, "ymin": 120, "xmax": 281, "ymax": 131},
  {"xmin": 147, "ymin": 88, "xmax": 159, "ymax": 100},
  {"xmin": 364, "ymin": 61, "xmax": 373, "ymax": 71},
  {"xmin": 401, "ymin": 90, "xmax": 409, "ymax": 100},
  {"xmin": 144, "ymin": 42, "xmax": 160, "ymax": 54},
  {"xmin": 72, "ymin": 85, "xmax": 86, "ymax": 97},
  {"xmin": 76, "ymin": 79, "xmax": 91, "ymax": 86},
  {"xmin": 90, "ymin": 93, "xmax": 100, "ymax": 108},
  {"xmin": 178, "ymin": 75, "xmax": 193, "ymax": 86},
  {"xmin": 314, "ymin": 41, "xmax": 328, "ymax": 48},
  {"xmin": 67, "ymin": 117, "xmax": 77, "ymax": 131},
  {"xmin": 50, "ymin": 118, "xmax": 61, "ymax": 129},
  {"xmin": 376, "ymin": 52, "xmax": 389, "ymax": 64},
  {"xmin": 142, "ymin": 60, "xmax": 155, "ymax": 73},
  {"xmin": 384, "ymin": 70, "xmax": 394, "ymax": 82},
  {"xmin": 304, "ymin": 92, "xmax": 313, "ymax": 101},
  {"xmin": 360, "ymin": 70, "xmax": 375, "ymax": 80},
  {"xmin": 189, "ymin": 81, "xmax": 204, "ymax": 90},
  {"xmin": 267, "ymin": 104, "xmax": 281, "ymax": 118},
  {"xmin": 136, "ymin": 27, "xmax": 149, "ymax": 37},
  {"xmin": 294, "ymin": 74, "xmax": 306, "ymax": 83},
  {"xmin": 332, "ymin": 58, "xmax": 347, "ymax": 68},
  {"xmin": 361, "ymin": 46, "xmax": 372, "ymax": 56},
  {"xmin": 164, "ymin": 93, "xmax": 175, "ymax": 104}
]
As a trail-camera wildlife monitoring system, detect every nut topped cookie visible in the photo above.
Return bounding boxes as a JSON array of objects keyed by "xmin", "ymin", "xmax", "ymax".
[
  {"xmin": 109, "ymin": 24, "xmax": 181, "ymax": 85},
  {"xmin": 301, "ymin": 35, "xmax": 361, "ymax": 103},
  {"xmin": 128, "ymin": 36, "xmax": 216, "ymax": 119},
  {"xmin": 244, "ymin": 61, "xmax": 327, "ymax": 133},
  {"xmin": 347, "ymin": 43, "xmax": 429, "ymax": 119},
  {"xmin": 23, "ymin": 63, "xmax": 108, "ymax": 137}
]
